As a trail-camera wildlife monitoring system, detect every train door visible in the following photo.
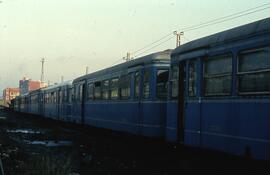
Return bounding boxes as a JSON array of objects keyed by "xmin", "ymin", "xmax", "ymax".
[
  {"xmin": 75, "ymin": 82, "xmax": 86, "ymax": 124},
  {"xmin": 81, "ymin": 83, "xmax": 86, "ymax": 124},
  {"xmin": 134, "ymin": 70, "xmax": 142, "ymax": 134},
  {"xmin": 57, "ymin": 89, "xmax": 61, "ymax": 120},
  {"xmin": 178, "ymin": 62, "xmax": 186, "ymax": 143}
]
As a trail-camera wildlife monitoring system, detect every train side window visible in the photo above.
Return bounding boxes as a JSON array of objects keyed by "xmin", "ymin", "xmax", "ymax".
[
  {"xmin": 59, "ymin": 91, "xmax": 63, "ymax": 103},
  {"xmin": 143, "ymin": 70, "xmax": 151, "ymax": 99},
  {"xmin": 101, "ymin": 80, "xmax": 110, "ymax": 100},
  {"xmin": 110, "ymin": 78, "xmax": 119, "ymax": 99},
  {"xmin": 238, "ymin": 47, "xmax": 270, "ymax": 95},
  {"xmin": 171, "ymin": 66, "xmax": 179, "ymax": 98},
  {"xmin": 188, "ymin": 61, "xmax": 196, "ymax": 97},
  {"xmin": 120, "ymin": 74, "xmax": 131, "ymax": 99},
  {"xmin": 157, "ymin": 69, "xmax": 169, "ymax": 99},
  {"xmin": 79, "ymin": 84, "xmax": 83, "ymax": 102},
  {"xmin": 134, "ymin": 72, "xmax": 140, "ymax": 99},
  {"xmin": 68, "ymin": 88, "xmax": 71, "ymax": 103},
  {"xmin": 204, "ymin": 54, "xmax": 232, "ymax": 96},
  {"xmin": 88, "ymin": 83, "xmax": 94, "ymax": 100},
  {"xmin": 94, "ymin": 82, "xmax": 101, "ymax": 100}
]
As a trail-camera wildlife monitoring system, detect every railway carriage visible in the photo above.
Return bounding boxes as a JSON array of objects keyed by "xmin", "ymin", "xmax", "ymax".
[
  {"xmin": 167, "ymin": 18, "xmax": 270, "ymax": 159},
  {"xmin": 72, "ymin": 50, "xmax": 171, "ymax": 137},
  {"xmin": 43, "ymin": 81, "xmax": 73, "ymax": 121}
]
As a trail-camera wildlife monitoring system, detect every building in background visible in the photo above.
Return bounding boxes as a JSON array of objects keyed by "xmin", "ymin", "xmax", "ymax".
[
  {"xmin": 2, "ymin": 87, "xmax": 20, "ymax": 103},
  {"xmin": 19, "ymin": 77, "xmax": 47, "ymax": 95}
]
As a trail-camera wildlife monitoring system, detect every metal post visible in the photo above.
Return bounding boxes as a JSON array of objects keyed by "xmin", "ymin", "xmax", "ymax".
[
  {"xmin": 0, "ymin": 158, "xmax": 5, "ymax": 175},
  {"xmin": 40, "ymin": 58, "xmax": 45, "ymax": 83}
]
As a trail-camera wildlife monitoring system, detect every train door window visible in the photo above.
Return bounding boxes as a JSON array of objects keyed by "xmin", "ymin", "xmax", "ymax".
[
  {"xmin": 110, "ymin": 78, "xmax": 119, "ymax": 99},
  {"xmin": 94, "ymin": 82, "xmax": 101, "ymax": 100},
  {"xmin": 238, "ymin": 47, "xmax": 270, "ymax": 95},
  {"xmin": 75, "ymin": 85, "xmax": 80, "ymax": 101},
  {"xmin": 120, "ymin": 74, "xmax": 131, "ymax": 99},
  {"xmin": 101, "ymin": 80, "xmax": 110, "ymax": 100},
  {"xmin": 59, "ymin": 91, "xmax": 63, "ymax": 103},
  {"xmin": 134, "ymin": 72, "xmax": 140, "ymax": 99},
  {"xmin": 79, "ymin": 84, "xmax": 83, "ymax": 101},
  {"xmin": 157, "ymin": 69, "xmax": 169, "ymax": 99},
  {"xmin": 204, "ymin": 54, "xmax": 232, "ymax": 96},
  {"xmin": 143, "ymin": 70, "xmax": 151, "ymax": 99},
  {"xmin": 171, "ymin": 66, "xmax": 179, "ymax": 99},
  {"xmin": 88, "ymin": 83, "xmax": 94, "ymax": 100},
  {"xmin": 69, "ymin": 88, "xmax": 73, "ymax": 103},
  {"xmin": 188, "ymin": 61, "xmax": 197, "ymax": 97}
]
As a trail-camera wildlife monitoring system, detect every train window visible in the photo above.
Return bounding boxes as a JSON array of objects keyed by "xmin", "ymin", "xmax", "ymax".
[
  {"xmin": 171, "ymin": 66, "xmax": 179, "ymax": 98},
  {"xmin": 238, "ymin": 47, "xmax": 270, "ymax": 95},
  {"xmin": 110, "ymin": 78, "xmax": 119, "ymax": 99},
  {"xmin": 157, "ymin": 69, "xmax": 169, "ymax": 99},
  {"xmin": 143, "ymin": 70, "xmax": 151, "ymax": 99},
  {"xmin": 88, "ymin": 83, "xmax": 94, "ymax": 100},
  {"xmin": 134, "ymin": 72, "xmax": 140, "ymax": 99},
  {"xmin": 79, "ymin": 84, "xmax": 83, "ymax": 101},
  {"xmin": 69, "ymin": 88, "xmax": 73, "ymax": 103},
  {"xmin": 75, "ymin": 85, "xmax": 80, "ymax": 101},
  {"xmin": 59, "ymin": 91, "xmax": 63, "ymax": 103},
  {"xmin": 94, "ymin": 82, "xmax": 101, "ymax": 100},
  {"xmin": 204, "ymin": 54, "xmax": 232, "ymax": 96},
  {"xmin": 120, "ymin": 74, "xmax": 131, "ymax": 99},
  {"xmin": 101, "ymin": 80, "xmax": 110, "ymax": 100},
  {"xmin": 188, "ymin": 61, "xmax": 196, "ymax": 97}
]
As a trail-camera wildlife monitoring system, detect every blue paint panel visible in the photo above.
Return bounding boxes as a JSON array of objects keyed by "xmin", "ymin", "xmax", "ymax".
[
  {"xmin": 184, "ymin": 102, "xmax": 201, "ymax": 146},
  {"xmin": 84, "ymin": 101, "xmax": 167, "ymax": 137},
  {"xmin": 199, "ymin": 100, "xmax": 270, "ymax": 160},
  {"xmin": 165, "ymin": 101, "xmax": 178, "ymax": 142}
]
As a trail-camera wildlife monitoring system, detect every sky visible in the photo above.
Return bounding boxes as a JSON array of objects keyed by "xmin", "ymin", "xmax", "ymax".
[{"xmin": 0, "ymin": 0, "xmax": 269, "ymax": 96}]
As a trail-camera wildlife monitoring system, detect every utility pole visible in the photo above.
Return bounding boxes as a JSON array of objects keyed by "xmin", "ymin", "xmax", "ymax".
[
  {"xmin": 61, "ymin": 76, "xmax": 64, "ymax": 83},
  {"xmin": 123, "ymin": 52, "xmax": 131, "ymax": 62},
  {"xmin": 174, "ymin": 31, "xmax": 184, "ymax": 48},
  {"xmin": 40, "ymin": 58, "xmax": 45, "ymax": 83},
  {"xmin": 86, "ymin": 66, "xmax": 89, "ymax": 75}
]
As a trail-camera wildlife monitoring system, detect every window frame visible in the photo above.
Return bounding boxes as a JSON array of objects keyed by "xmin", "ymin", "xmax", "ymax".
[
  {"xmin": 156, "ymin": 69, "xmax": 169, "ymax": 100},
  {"xmin": 203, "ymin": 53, "xmax": 233, "ymax": 97},
  {"xmin": 237, "ymin": 47, "xmax": 270, "ymax": 95}
]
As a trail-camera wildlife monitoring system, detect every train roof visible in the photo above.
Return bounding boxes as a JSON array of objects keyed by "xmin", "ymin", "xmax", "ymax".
[
  {"xmin": 42, "ymin": 80, "xmax": 73, "ymax": 92},
  {"xmin": 73, "ymin": 49, "xmax": 172, "ymax": 83},
  {"xmin": 171, "ymin": 17, "xmax": 270, "ymax": 61}
]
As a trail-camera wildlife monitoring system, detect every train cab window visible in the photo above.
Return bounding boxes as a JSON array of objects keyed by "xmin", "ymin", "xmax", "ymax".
[
  {"xmin": 188, "ymin": 61, "xmax": 196, "ymax": 97},
  {"xmin": 171, "ymin": 66, "xmax": 179, "ymax": 99},
  {"xmin": 134, "ymin": 72, "xmax": 140, "ymax": 99},
  {"xmin": 143, "ymin": 70, "xmax": 151, "ymax": 99},
  {"xmin": 120, "ymin": 74, "xmax": 131, "ymax": 99},
  {"xmin": 238, "ymin": 47, "xmax": 270, "ymax": 95},
  {"xmin": 110, "ymin": 78, "xmax": 119, "ymax": 99},
  {"xmin": 204, "ymin": 54, "xmax": 232, "ymax": 96},
  {"xmin": 88, "ymin": 83, "xmax": 94, "ymax": 100},
  {"xmin": 157, "ymin": 69, "xmax": 169, "ymax": 99},
  {"xmin": 101, "ymin": 80, "xmax": 110, "ymax": 100},
  {"xmin": 94, "ymin": 82, "xmax": 101, "ymax": 100}
]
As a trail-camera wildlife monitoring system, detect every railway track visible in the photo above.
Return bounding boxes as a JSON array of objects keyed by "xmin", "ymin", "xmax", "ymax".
[{"xmin": 0, "ymin": 110, "xmax": 269, "ymax": 175}]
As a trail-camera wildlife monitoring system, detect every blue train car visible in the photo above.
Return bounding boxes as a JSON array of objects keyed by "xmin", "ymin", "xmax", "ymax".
[
  {"xmin": 43, "ymin": 81, "xmax": 73, "ymax": 121},
  {"xmin": 72, "ymin": 50, "xmax": 171, "ymax": 137},
  {"xmin": 167, "ymin": 18, "xmax": 270, "ymax": 159}
]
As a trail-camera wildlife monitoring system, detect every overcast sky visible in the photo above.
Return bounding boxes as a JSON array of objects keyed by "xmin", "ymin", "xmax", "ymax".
[{"xmin": 0, "ymin": 0, "xmax": 269, "ymax": 95}]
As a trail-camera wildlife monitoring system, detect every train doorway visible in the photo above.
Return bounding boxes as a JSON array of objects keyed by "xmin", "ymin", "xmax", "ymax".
[{"xmin": 178, "ymin": 62, "xmax": 185, "ymax": 143}]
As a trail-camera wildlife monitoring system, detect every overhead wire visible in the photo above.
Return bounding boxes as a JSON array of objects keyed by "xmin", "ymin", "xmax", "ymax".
[
  {"xmin": 112, "ymin": 2, "xmax": 270, "ymax": 62},
  {"xmin": 180, "ymin": 2, "xmax": 270, "ymax": 31}
]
